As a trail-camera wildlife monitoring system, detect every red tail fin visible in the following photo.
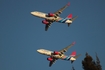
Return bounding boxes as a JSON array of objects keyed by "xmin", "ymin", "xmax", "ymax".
[
  {"xmin": 67, "ymin": 14, "xmax": 72, "ymax": 19},
  {"xmin": 70, "ymin": 51, "xmax": 76, "ymax": 57}
]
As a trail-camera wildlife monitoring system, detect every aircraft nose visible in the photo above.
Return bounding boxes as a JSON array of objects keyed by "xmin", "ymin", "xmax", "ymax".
[
  {"xmin": 31, "ymin": 12, "xmax": 34, "ymax": 15},
  {"xmin": 37, "ymin": 49, "xmax": 40, "ymax": 52}
]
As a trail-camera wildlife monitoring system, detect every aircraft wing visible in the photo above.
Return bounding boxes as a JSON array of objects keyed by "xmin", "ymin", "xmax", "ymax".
[
  {"xmin": 54, "ymin": 2, "xmax": 70, "ymax": 16},
  {"xmin": 59, "ymin": 42, "xmax": 75, "ymax": 54},
  {"xmin": 49, "ymin": 58, "xmax": 57, "ymax": 67},
  {"xmin": 45, "ymin": 22, "xmax": 52, "ymax": 31}
]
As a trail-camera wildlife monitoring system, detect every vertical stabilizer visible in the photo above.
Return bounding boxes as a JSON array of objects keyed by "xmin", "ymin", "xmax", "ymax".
[
  {"xmin": 70, "ymin": 51, "xmax": 76, "ymax": 57},
  {"xmin": 67, "ymin": 14, "xmax": 72, "ymax": 19}
]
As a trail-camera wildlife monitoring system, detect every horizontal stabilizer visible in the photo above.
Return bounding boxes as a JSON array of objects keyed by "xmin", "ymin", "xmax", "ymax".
[
  {"xmin": 70, "ymin": 16, "xmax": 78, "ymax": 21},
  {"xmin": 73, "ymin": 54, "xmax": 81, "ymax": 59}
]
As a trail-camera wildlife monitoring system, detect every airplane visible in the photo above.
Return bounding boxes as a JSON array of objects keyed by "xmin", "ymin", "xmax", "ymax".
[
  {"xmin": 31, "ymin": 2, "xmax": 78, "ymax": 31},
  {"xmin": 37, "ymin": 42, "xmax": 81, "ymax": 67}
]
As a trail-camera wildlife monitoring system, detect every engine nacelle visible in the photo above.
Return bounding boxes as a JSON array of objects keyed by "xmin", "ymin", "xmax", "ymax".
[
  {"xmin": 42, "ymin": 20, "xmax": 49, "ymax": 24},
  {"xmin": 54, "ymin": 51, "xmax": 59, "ymax": 55},
  {"xmin": 48, "ymin": 13, "xmax": 55, "ymax": 17},
  {"xmin": 47, "ymin": 57, "xmax": 53, "ymax": 61}
]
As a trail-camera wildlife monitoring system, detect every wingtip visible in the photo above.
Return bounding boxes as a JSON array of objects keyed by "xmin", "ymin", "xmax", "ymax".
[
  {"xmin": 67, "ymin": 2, "xmax": 70, "ymax": 6},
  {"xmin": 72, "ymin": 42, "xmax": 76, "ymax": 45}
]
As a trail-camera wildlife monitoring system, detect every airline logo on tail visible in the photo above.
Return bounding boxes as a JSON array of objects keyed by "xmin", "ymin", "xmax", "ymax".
[
  {"xmin": 67, "ymin": 14, "xmax": 72, "ymax": 19},
  {"xmin": 70, "ymin": 51, "xmax": 76, "ymax": 57}
]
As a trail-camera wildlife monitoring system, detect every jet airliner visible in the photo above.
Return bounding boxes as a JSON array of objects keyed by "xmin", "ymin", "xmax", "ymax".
[
  {"xmin": 31, "ymin": 2, "xmax": 78, "ymax": 31},
  {"xmin": 37, "ymin": 42, "xmax": 81, "ymax": 67}
]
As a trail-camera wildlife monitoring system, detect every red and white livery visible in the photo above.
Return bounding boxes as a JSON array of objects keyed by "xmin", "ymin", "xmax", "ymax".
[
  {"xmin": 37, "ymin": 42, "xmax": 81, "ymax": 67},
  {"xmin": 31, "ymin": 2, "xmax": 78, "ymax": 31}
]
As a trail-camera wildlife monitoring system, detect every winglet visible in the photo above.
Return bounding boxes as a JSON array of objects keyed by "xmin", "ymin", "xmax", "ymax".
[
  {"xmin": 67, "ymin": 2, "xmax": 70, "ymax": 6},
  {"xmin": 72, "ymin": 42, "xmax": 76, "ymax": 45}
]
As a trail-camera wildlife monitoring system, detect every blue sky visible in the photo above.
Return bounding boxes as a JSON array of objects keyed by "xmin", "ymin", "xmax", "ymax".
[{"xmin": 0, "ymin": 0, "xmax": 105, "ymax": 70}]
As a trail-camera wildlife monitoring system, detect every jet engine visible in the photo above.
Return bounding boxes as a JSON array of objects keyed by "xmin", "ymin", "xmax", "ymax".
[
  {"xmin": 47, "ymin": 57, "xmax": 53, "ymax": 61},
  {"xmin": 42, "ymin": 20, "xmax": 49, "ymax": 24},
  {"xmin": 48, "ymin": 13, "xmax": 55, "ymax": 17},
  {"xmin": 53, "ymin": 51, "xmax": 59, "ymax": 55}
]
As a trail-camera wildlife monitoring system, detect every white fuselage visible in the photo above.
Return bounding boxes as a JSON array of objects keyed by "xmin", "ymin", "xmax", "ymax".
[
  {"xmin": 37, "ymin": 49, "xmax": 76, "ymax": 61},
  {"xmin": 37, "ymin": 49, "xmax": 52, "ymax": 56},
  {"xmin": 31, "ymin": 11, "xmax": 72, "ymax": 24},
  {"xmin": 37, "ymin": 49, "xmax": 64, "ymax": 59}
]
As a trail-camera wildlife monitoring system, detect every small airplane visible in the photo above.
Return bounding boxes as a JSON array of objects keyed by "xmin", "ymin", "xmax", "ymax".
[
  {"xmin": 31, "ymin": 2, "xmax": 78, "ymax": 31},
  {"xmin": 37, "ymin": 42, "xmax": 81, "ymax": 67}
]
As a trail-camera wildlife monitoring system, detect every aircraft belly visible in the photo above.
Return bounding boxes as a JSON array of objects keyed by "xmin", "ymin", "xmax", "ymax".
[
  {"xmin": 52, "ymin": 54, "xmax": 65, "ymax": 59},
  {"xmin": 55, "ymin": 18, "xmax": 63, "ymax": 22},
  {"xmin": 52, "ymin": 55, "xmax": 61, "ymax": 59}
]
